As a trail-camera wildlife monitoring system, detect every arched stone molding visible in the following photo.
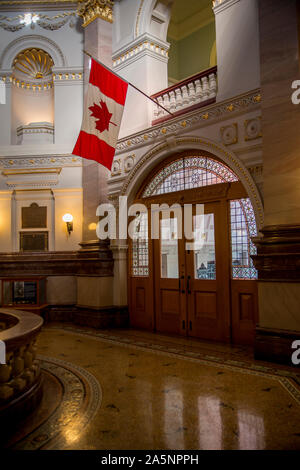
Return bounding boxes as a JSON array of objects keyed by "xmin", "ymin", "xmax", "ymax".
[
  {"xmin": 135, "ymin": 0, "xmax": 173, "ymax": 41},
  {"xmin": 120, "ymin": 135, "xmax": 264, "ymax": 230},
  {"xmin": 0, "ymin": 35, "xmax": 67, "ymax": 71}
]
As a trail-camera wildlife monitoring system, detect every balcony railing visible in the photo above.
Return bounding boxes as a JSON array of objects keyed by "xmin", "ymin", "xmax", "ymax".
[{"xmin": 151, "ymin": 66, "xmax": 217, "ymax": 125}]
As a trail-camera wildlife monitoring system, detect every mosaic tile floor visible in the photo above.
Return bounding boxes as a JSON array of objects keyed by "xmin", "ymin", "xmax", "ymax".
[{"xmin": 7, "ymin": 324, "xmax": 300, "ymax": 450}]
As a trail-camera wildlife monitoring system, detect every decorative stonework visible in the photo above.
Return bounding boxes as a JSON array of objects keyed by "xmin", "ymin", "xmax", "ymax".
[
  {"xmin": 0, "ymin": 12, "xmax": 76, "ymax": 32},
  {"xmin": 152, "ymin": 67, "xmax": 217, "ymax": 123},
  {"xmin": 2, "ymin": 167, "xmax": 61, "ymax": 189},
  {"xmin": 17, "ymin": 122, "xmax": 54, "ymax": 145},
  {"xmin": 124, "ymin": 154, "xmax": 135, "ymax": 173},
  {"xmin": 0, "ymin": 337, "xmax": 40, "ymax": 403},
  {"xmin": 0, "ymin": 35, "xmax": 67, "ymax": 69},
  {"xmin": 13, "ymin": 49, "xmax": 53, "ymax": 81},
  {"xmin": 113, "ymin": 33, "xmax": 169, "ymax": 69},
  {"xmin": 77, "ymin": 0, "xmax": 113, "ymax": 27},
  {"xmin": 111, "ymin": 158, "xmax": 121, "ymax": 176},
  {"xmin": 119, "ymin": 137, "xmax": 264, "ymax": 230},
  {"xmin": 248, "ymin": 165, "xmax": 263, "ymax": 181},
  {"xmin": 245, "ymin": 117, "xmax": 262, "ymax": 141},
  {"xmin": 220, "ymin": 123, "xmax": 238, "ymax": 145},
  {"xmin": 115, "ymin": 89, "xmax": 261, "ymax": 154},
  {"xmin": 0, "ymin": 155, "xmax": 82, "ymax": 169},
  {"xmin": 10, "ymin": 356, "xmax": 102, "ymax": 450}
]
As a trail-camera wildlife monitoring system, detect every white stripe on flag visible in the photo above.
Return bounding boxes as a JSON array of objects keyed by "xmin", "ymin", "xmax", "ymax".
[{"xmin": 81, "ymin": 83, "xmax": 124, "ymax": 149}]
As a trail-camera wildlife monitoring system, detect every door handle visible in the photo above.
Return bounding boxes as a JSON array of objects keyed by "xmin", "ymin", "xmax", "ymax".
[
  {"xmin": 187, "ymin": 275, "xmax": 191, "ymax": 294},
  {"xmin": 179, "ymin": 275, "xmax": 185, "ymax": 294}
]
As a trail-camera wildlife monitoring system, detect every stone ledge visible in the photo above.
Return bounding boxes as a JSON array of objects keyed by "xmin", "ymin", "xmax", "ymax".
[
  {"xmin": 43, "ymin": 304, "xmax": 129, "ymax": 329},
  {"xmin": 255, "ymin": 326, "xmax": 300, "ymax": 366}
]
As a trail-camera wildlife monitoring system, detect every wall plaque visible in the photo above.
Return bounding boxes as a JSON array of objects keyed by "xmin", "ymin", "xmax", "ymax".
[
  {"xmin": 22, "ymin": 203, "xmax": 47, "ymax": 229},
  {"xmin": 20, "ymin": 231, "xmax": 48, "ymax": 252}
]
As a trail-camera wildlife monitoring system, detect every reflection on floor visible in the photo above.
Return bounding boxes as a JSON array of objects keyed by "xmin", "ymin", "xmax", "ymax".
[{"xmin": 6, "ymin": 324, "xmax": 300, "ymax": 450}]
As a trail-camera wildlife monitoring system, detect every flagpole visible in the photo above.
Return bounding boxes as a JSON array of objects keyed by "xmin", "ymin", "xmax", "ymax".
[{"xmin": 83, "ymin": 50, "xmax": 174, "ymax": 117}]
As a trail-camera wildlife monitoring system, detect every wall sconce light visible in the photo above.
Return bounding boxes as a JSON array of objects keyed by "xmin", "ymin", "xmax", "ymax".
[{"xmin": 62, "ymin": 213, "xmax": 73, "ymax": 235}]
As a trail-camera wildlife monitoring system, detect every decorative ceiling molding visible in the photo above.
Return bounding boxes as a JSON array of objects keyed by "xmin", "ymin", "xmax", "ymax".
[
  {"xmin": 112, "ymin": 32, "xmax": 169, "ymax": 70},
  {"xmin": 13, "ymin": 48, "xmax": 53, "ymax": 81},
  {"xmin": 0, "ymin": 155, "xmax": 82, "ymax": 169},
  {"xmin": 77, "ymin": 0, "xmax": 113, "ymax": 27},
  {"xmin": 0, "ymin": 1, "xmax": 77, "ymax": 6},
  {"xmin": 0, "ymin": 11, "xmax": 76, "ymax": 31},
  {"xmin": 0, "ymin": 0, "xmax": 76, "ymax": 3}
]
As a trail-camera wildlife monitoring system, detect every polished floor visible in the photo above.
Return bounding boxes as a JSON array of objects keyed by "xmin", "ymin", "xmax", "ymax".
[{"xmin": 7, "ymin": 323, "xmax": 300, "ymax": 450}]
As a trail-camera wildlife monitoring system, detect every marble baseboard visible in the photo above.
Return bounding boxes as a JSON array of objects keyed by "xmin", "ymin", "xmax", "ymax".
[
  {"xmin": 74, "ymin": 306, "xmax": 129, "ymax": 329},
  {"xmin": 255, "ymin": 326, "xmax": 300, "ymax": 366},
  {"xmin": 253, "ymin": 224, "xmax": 300, "ymax": 281},
  {"xmin": 44, "ymin": 305, "xmax": 129, "ymax": 329}
]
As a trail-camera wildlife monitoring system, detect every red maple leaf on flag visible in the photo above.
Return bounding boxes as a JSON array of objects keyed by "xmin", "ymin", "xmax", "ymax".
[{"xmin": 89, "ymin": 100, "xmax": 117, "ymax": 133}]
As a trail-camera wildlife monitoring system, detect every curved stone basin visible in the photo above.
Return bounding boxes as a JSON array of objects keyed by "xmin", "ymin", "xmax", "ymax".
[{"xmin": 0, "ymin": 309, "xmax": 43, "ymax": 432}]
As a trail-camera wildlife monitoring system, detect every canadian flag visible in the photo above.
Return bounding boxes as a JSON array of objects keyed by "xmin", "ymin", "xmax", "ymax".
[{"xmin": 72, "ymin": 58, "xmax": 128, "ymax": 170}]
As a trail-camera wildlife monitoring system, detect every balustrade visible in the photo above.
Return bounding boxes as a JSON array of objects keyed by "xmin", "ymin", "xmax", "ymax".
[
  {"xmin": 0, "ymin": 309, "xmax": 43, "ymax": 430},
  {"xmin": 151, "ymin": 66, "xmax": 217, "ymax": 124}
]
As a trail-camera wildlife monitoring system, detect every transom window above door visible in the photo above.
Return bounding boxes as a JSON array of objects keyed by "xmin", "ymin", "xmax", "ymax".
[{"xmin": 142, "ymin": 156, "xmax": 238, "ymax": 197}]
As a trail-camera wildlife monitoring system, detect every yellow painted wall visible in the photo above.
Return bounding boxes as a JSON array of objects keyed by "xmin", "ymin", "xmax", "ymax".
[
  {"xmin": 53, "ymin": 188, "xmax": 83, "ymax": 251},
  {"xmin": 0, "ymin": 192, "xmax": 12, "ymax": 252}
]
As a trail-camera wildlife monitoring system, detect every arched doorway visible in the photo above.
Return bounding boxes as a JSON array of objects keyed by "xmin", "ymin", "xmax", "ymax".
[{"xmin": 128, "ymin": 150, "xmax": 259, "ymax": 345}]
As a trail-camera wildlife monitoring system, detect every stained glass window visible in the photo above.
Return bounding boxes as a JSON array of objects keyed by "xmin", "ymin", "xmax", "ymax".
[
  {"xmin": 230, "ymin": 199, "xmax": 258, "ymax": 280},
  {"xmin": 142, "ymin": 156, "xmax": 238, "ymax": 197},
  {"xmin": 131, "ymin": 212, "xmax": 149, "ymax": 277}
]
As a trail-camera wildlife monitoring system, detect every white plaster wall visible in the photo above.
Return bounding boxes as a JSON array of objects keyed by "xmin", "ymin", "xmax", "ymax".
[
  {"xmin": 11, "ymin": 86, "xmax": 54, "ymax": 145},
  {"xmin": 0, "ymin": 82, "xmax": 12, "ymax": 145},
  {"xmin": 118, "ymin": 53, "xmax": 169, "ymax": 138},
  {"xmin": 113, "ymin": 0, "xmax": 140, "ymax": 52},
  {"xmin": 214, "ymin": 0, "xmax": 260, "ymax": 101},
  {"xmin": 54, "ymin": 80, "xmax": 83, "ymax": 146}
]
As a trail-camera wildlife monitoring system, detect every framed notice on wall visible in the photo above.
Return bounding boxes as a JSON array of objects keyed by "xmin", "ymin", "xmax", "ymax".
[
  {"xmin": 22, "ymin": 203, "xmax": 47, "ymax": 229},
  {"xmin": 20, "ymin": 232, "xmax": 48, "ymax": 252}
]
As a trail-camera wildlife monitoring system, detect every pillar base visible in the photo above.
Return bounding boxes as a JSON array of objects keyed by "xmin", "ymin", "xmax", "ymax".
[
  {"xmin": 255, "ymin": 326, "xmax": 300, "ymax": 366},
  {"xmin": 78, "ymin": 239, "xmax": 111, "ymax": 257},
  {"xmin": 74, "ymin": 305, "xmax": 129, "ymax": 329}
]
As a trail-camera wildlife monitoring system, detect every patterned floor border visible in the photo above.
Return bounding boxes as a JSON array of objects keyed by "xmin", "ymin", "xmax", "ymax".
[
  {"xmin": 45, "ymin": 325, "xmax": 300, "ymax": 407},
  {"xmin": 11, "ymin": 356, "xmax": 102, "ymax": 451}
]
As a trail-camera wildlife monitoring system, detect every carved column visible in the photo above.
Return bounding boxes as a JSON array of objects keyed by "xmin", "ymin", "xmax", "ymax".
[
  {"xmin": 253, "ymin": 0, "xmax": 300, "ymax": 364},
  {"xmin": 77, "ymin": 0, "xmax": 114, "ymax": 249},
  {"xmin": 73, "ymin": 1, "xmax": 124, "ymax": 326}
]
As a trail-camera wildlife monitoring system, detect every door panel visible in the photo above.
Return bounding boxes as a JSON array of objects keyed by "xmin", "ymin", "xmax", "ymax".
[
  {"xmin": 186, "ymin": 202, "xmax": 230, "ymax": 342},
  {"xmin": 154, "ymin": 216, "xmax": 186, "ymax": 335},
  {"xmin": 130, "ymin": 278, "xmax": 154, "ymax": 330},
  {"xmin": 231, "ymin": 280, "xmax": 258, "ymax": 345}
]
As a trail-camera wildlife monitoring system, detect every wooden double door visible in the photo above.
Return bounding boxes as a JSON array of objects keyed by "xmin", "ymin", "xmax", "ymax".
[
  {"xmin": 129, "ymin": 183, "xmax": 258, "ymax": 345},
  {"xmin": 153, "ymin": 200, "xmax": 231, "ymax": 341}
]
